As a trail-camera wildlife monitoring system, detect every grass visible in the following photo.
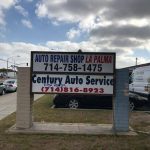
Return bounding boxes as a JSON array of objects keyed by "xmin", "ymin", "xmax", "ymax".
[
  {"xmin": 33, "ymin": 95, "xmax": 112, "ymax": 124},
  {"xmin": 0, "ymin": 95, "xmax": 150, "ymax": 150},
  {"xmin": 129, "ymin": 111, "xmax": 150, "ymax": 132}
]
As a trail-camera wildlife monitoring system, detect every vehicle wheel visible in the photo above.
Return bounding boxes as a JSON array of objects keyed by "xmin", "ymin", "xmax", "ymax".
[
  {"xmin": 68, "ymin": 99, "xmax": 79, "ymax": 109},
  {"xmin": 129, "ymin": 101, "xmax": 135, "ymax": 111},
  {"xmin": 15, "ymin": 88, "xmax": 17, "ymax": 92}
]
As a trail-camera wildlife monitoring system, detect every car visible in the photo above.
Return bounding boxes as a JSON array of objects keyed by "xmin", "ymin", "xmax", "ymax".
[
  {"xmin": 53, "ymin": 94, "xmax": 113, "ymax": 109},
  {"xmin": 0, "ymin": 82, "xmax": 6, "ymax": 95},
  {"xmin": 129, "ymin": 97, "xmax": 149, "ymax": 111},
  {"xmin": 53, "ymin": 94, "xmax": 140, "ymax": 111},
  {"xmin": 3, "ymin": 79, "xmax": 17, "ymax": 92}
]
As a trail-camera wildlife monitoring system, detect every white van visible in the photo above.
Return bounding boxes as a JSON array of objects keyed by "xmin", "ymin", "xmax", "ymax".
[{"xmin": 129, "ymin": 66, "xmax": 150, "ymax": 107}]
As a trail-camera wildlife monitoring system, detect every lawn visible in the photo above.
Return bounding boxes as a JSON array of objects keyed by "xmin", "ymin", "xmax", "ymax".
[
  {"xmin": 33, "ymin": 95, "xmax": 113, "ymax": 124},
  {"xmin": 0, "ymin": 94, "xmax": 150, "ymax": 150}
]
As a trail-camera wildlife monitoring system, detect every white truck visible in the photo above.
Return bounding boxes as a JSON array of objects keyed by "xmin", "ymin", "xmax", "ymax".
[{"xmin": 129, "ymin": 66, "xmax": 150, "ymax": 109}]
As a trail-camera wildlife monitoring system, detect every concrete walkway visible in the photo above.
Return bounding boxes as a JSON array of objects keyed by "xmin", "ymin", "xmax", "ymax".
[
  {"xmin": 0, "ymin": 93, "xmax": 43, "ymax": 120},
  {"xmin": 0, "ymin": 93, "xmax": 16, "ymax": 120},
  {"xmin": 8, "ymin": 122, "xmax": 137, "ymax": 135}
]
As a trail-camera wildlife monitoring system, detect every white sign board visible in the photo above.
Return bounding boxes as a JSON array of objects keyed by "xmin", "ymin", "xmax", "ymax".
[
  {"xmin": 32, "ymin": 74, "xmax": 114, "ymax": 94},
  {"xmin": 32, "ymin": 52, "xmax": 115, "ymax": 74},
  {"xmin": 31, "ymin": 52, "xmax": 115, "ymax": 95}
]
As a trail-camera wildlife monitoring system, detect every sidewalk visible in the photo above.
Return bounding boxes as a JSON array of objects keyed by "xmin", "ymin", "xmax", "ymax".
[{"xmin": 0, "ymin": 93, "xmax": 43, "ymax": 120}]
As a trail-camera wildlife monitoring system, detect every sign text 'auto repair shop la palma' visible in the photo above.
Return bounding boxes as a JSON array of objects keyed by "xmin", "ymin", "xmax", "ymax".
[{"xmin": 31, "ymin": 52, "xmax": 116, "ymax": 95}]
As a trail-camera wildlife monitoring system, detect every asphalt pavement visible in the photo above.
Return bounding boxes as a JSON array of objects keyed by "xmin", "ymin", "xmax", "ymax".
[{"xmin": 0, "ymin": 92, "xmax": 43, "ymax": 120}]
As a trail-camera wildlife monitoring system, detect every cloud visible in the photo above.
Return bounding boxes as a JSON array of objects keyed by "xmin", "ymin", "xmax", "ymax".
[
  {"xmin": 90, "ymin": 25, "xmax": 150, "ymax": 40},
  {"xmin": 0, "ymin": 41, "xmax": 149, "ymax": 69},
  {"xmin": 66, "ymin": 29, "xmax": 80, "ymax": 40},
  {"xmin": 46, "ymin": 40, "xmax": 133, "ymax": 56},
  {"xmin": 0, "ymin": 0, "xmax": 17, "ymax": 9},
  {"xmin": 109, "ymin": 38, "xmax": 143, "ymax": 48},
  {"xmin": 15, "ymin": 5, "xmax": 28, "ymax": 17},
  {"xmin": 35, "ymin": 0, "xmax": 105, "ymax": 23},
  {"xmin": 89, "ymin": 24, "xmax": 150, "ymax": 51},
  {"xmin": 0, "ymin": 9, "xmax": 5, "ymax": 25},
  {"xmin": 46, "ymin": 40, "xmax": 150, "ymax": 68},
  {"xmin": 1, "ymin": 1, "xmax": 150, "ymax": 69},
  {"xmin": 51, "ymin": 21, "xmax": 59, "ymax": 26},
  {"xmin": 35, "ymin": 0, "xmax": 150, "ymax": 49},
  {"xmin": 35, "ymin": 0, "xmax": 150, "ymax": 25},
  {"xmin": 27, "ymin": 0, "xmax": 33, "ymax": 2},
  {"xmin": 0, "ymin": 42, "xmax": 51, "ymax": 56},
  {"xmin": 0, "ymin": 42, "xmax": 51, "ymax": 68},
  {"xmin": 0, "ymin": 0, "xmax": 17, "ymax": 26},
  {"xmin": 21, "ymin": 19, "xmax": 32, "ymax": 29},
  {"xmin": 105, "ymin": 0, "xmax": 150, "ymax": 20}
]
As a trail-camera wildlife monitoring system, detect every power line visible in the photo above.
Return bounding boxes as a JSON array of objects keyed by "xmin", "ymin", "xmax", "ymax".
[
  {"xmin": 0, "ymin": 58, "xmax": 14, "ymax": 63},
  {"xmin": 0, "ymin": 58, "xmax": 6, "ymax": 61},
  {"xmin": 0, "ymin": 58, "xmax": 28, "ymax": 67},
  {"xmin": 15, "ymin": 62, "xmax": 28, "ymax": 65}
]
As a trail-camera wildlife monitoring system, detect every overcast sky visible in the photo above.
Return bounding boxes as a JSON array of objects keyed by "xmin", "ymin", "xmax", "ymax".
[{"xmin": 0, "ymin": 0, "xmax": 150, "ymax": 69}]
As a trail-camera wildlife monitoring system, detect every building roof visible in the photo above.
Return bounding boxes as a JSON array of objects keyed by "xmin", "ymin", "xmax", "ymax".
[{"xmin": 124, "ymin": 62, "xmax": 150, "ymax": 72}]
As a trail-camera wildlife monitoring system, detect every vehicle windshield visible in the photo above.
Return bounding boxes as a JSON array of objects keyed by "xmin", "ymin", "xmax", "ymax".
[
  {"xmin": 4, "ymin": 80, "xmax": 15, "ymax": 84},
  {"xmin": 129, "ymin": 73, "xmax": 134, "ymax": 84}
]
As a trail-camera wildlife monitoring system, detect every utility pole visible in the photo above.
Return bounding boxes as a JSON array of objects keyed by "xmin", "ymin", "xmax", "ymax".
[
  {"xmin": 136, "ymin": 57, "xmax": 138, "ymax": 66},
  {"xmin": 7, "ymin": 59, "xmax": 8, "ymax": 77},
  {"xmin": 7, "ymin": 55, "xmax": 20, "ymax": 77},
  {"xmin": 14, "ymin": 60, "xmax": 15, "ymax": 77}
]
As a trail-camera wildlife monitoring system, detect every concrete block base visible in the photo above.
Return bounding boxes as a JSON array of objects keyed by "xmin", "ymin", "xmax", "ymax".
[{"xmin": 8, "ymin": 122, "xmax": 137, "ymax": 136}]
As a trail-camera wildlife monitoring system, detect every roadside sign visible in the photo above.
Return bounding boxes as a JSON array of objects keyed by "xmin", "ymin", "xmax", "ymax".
[
  {"xmin": 31, "ymin": 51, "xmax": 115, "ymax": 95},
  {"xmin": 32, "ymin": 74, "xmax": 113, "ymax": 94},
  {"xmin": 32, "ymin": 52, "xmax": 115, "ymax": 74}
]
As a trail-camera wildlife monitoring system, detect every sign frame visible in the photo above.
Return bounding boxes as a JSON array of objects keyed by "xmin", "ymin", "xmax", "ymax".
[{"xmin": 30, "ymin": 51, "xmax": 116, "ymax": 95}]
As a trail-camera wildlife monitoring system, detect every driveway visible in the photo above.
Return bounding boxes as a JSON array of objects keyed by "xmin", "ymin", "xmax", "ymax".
[{"xmin": 0, "ymin": 92, "xmax": 43, "ymax": 120}]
